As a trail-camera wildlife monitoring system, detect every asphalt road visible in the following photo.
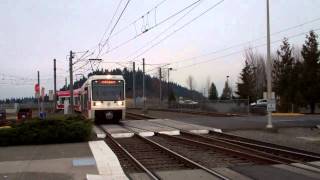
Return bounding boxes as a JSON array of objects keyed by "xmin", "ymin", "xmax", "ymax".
[{"xmin": 128, "ymin": 109, "xmax": 320, "ymax": 130}]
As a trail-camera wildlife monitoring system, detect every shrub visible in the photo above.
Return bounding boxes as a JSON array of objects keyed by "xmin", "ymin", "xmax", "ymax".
[{"xmin": 0, "ymin": 117, "xmax": 92, "ymax": 146}]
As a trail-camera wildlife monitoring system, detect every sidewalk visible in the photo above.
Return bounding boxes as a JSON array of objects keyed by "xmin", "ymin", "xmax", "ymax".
[{"xmin": 0, "ymin": 142, "xmax": 98, "ymax": 180}]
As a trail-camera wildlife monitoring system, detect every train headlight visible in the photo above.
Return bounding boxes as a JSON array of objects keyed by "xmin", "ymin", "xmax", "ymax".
[
  {"xmin": 117, "ymin": 101, "xmax": 123, "ymax": 106},
  {"xmin": 93, "ymin": 102, "xmax": 102, "ymax": 106}
]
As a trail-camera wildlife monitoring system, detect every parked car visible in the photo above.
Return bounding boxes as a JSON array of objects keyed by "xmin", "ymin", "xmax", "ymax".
[
  {"xmin": 178, "ymin": 99, "xmax": 198, "ymax": 105},
  {"xmin": 0, "ymin": 109, "xmax": 6, "ymax": 122},
  {"xmin": 184, "ymin": 100, "xmax": 199, "ymax": 105},
  {"xmin": 250, "ymin": 99, "xmax": 268, "ymax": 107},
  {"xmin": 17, "ymin": 108, "xmax": 32, "ymax": 121}
]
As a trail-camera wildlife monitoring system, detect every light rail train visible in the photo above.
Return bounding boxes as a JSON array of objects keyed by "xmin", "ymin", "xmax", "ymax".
[{"xmin": 56, "ymin": 75, "xmax": 126, "ymax": 123}]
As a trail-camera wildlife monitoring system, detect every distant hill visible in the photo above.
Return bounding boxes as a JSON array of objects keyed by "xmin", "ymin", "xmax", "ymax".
[{"xmin": 61, "ymin": 68, "xmax": 203, "ymax": 100}]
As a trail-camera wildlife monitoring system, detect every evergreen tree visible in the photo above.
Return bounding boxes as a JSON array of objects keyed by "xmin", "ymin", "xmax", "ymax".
[
  {"xmin": 301, "ymin": 31, "xmax": 320, "ymax": 113},
  {"xmin": 168, "ymin": 90, "xmax": 176, "ymax": 103},
  {"xmin": 273, "ymin": 38, "xmax": 295, "ymax": 112},
  {"xmin": 208, "ymin": 82, "xmax": 218, "ymax": 100},
  {"xmin": 221, "ymin": 80, "xmax": 232, "ymax": 100},
  {"xmin": 236, "ymin": 60, "xmax": 256, "ymax": 102}
]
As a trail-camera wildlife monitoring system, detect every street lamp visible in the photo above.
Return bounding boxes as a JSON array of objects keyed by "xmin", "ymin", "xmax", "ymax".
[{"xmin": 266, "ymin": 0, "xmax": 273, "ymax": 128}]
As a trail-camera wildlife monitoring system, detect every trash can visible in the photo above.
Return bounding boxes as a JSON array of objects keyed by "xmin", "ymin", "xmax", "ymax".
[
  {"xmin": 39, "ymin": 112, "xmax": 46, "ymax": 119},
  {"xmin": 17, "ymin": 108, "xmax": 32, "ymax": 121}
]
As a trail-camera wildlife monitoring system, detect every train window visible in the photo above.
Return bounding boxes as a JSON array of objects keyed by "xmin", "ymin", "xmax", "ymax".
[{"xmin": 92, "ymin": 80, "xmax": 124, "ymax": 101}]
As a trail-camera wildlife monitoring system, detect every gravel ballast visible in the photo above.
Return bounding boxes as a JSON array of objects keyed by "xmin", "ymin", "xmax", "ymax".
[{"xmin": 228, "ymin": 127, "xmax": 320, "ymax": 154}]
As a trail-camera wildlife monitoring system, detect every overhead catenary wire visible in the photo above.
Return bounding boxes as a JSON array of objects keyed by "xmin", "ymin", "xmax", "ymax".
[
  {"xmin": 129, "ymin": 0, "xmax": 225, "ymax": 61},
  {"xmin": 98, "ymin": 0, "xmax": 131, "ymax": 57},
  {"xmin": 142, "ymin": 27, "xmax": 320, "ymax": 75},
  {"xmin": 110, "ymin": 0, "xmax": 168, "ymax": 38},
  {"xmin": 100, "ymin": 0, "xmax": 204, "ymax": 57},
  {"xmin": 124, "ymin": 0, "xmax": 204, "ymax": 60},
  {"xmin": 173, "ymin": 28, "xmax": 320, "ymax": 71},
  {"xmin": 74, "ymin": 0, "xmax": 168, "ymax": 58},
  {"xmin": 98, "ymin": 0, "xmax": 124, "ymax": 49},
  {"xmin": 161, "ymin": 16, "xmax": 320, "ymax": 66}
]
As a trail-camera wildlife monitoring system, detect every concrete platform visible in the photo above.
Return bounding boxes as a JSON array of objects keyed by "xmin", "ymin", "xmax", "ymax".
[
  {"xmin": 155, "ymin": 169, "xmax": 220, "ymax": 180},
  {"xmin": 124, "ymin": 126, "xmax": 155, "ymax": 137},
  {"xmin": 100, "ymin": 124, "xmax": 134, "ymax": 138},
  {"xmin": 149, "ymin": 119, "xmax": 222, "ymax": 134},
  {"xmin": 87, "ymin": 141, "xmax": 128, "ymax": 180},
  {"xmin": 231, "ymin": 164, "xmax": 320, "ymax": 180},
  {"xmin": 93, "ymin": 125, "xmax": 106, "ymax": 139},
  {"xmin": 273, "ymin": 164, "xmax": 320, "ymax": 179},
  {"xmin": 212, "ymin": 167, "xmax": 252, "ymax": 180},
  {"xmin": 122, "ymin": 120, "xmax": 180, "ymax": 135}
]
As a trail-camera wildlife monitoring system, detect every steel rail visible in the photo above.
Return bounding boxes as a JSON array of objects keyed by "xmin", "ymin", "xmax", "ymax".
[
  {"xmin": 102, "ymin": 127, "xmax": 160, "ymax": 180},
  {"xmin": 209, "ymin": 130, "xmax": 320, "ymax": 159},
  {"xmin": 162, "ymin": 132, "xmax": 320, "ymax": 173},
  {"xmin": 137, "ymin": 134, "xmax": 230, "ymax": 180},
  {"xmin": 126, "ymin": 112, "xmax": 156, "ymax": 120},
  {"xmin": 182, "ymin": 131, "xmax": 320, "ymax": 163},
  {"xmin": 157, "ymin": 133, "xmax": 284, "ymax": 164}
]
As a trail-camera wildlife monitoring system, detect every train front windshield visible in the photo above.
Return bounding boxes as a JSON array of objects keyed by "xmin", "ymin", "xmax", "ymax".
[{"xmin": 92, "ymin": 80, "xmax": 124, "ymax": 101}]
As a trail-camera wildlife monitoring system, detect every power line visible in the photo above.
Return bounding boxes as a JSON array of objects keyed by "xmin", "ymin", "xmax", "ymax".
[
  {"xmin": 124, "ymin": 0, "xmax": 204, "ymax": 60},
  {"xmin": 111, "ymin": 0, "xmax": 168, "ymax": 38},
  {"xmin": 98, "ymin": 0, "xmax": 131, "ymax": 57},
  {"xmin": 98, "ymin": 0, "xmax": 124, "ymax": 49},
  {"xmin": 100, "ymin": 0, "xmax": 204, "ymax": 57},
  {"xmin": 129, "ymin": 0, "xmax": 225, "ymax": 61},
  {"xmin": 163, "ymin": 16, "xmax": 320, "ymax": 66},
  {"xmin": 173, "ymin": 28, "xmax": 320, "ymax": 71}
]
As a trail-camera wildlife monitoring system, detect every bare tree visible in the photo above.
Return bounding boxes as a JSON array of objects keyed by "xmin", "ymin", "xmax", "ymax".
[
  {"xmin": 186, "ymin": 75, "xmax": 194, "ymax": 91},
  {"xmin": 205, "ymin": 76, "xmax": 211, "ymax": 97},
  {"xmin": 186, "ymin": 75, "xmax": 196, "ymax": 99},
  {"xmin": 244, "ymin": 48, "xmax": 267, "ymax": 100}
]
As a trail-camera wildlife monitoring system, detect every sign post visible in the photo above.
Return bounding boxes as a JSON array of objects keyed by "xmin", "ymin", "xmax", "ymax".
[
  {"xmin": 35, "ymin": 83, "xmax": 40, "ymax": 117},
  {"xmin": 267, "ymin": 99, "xmax": 276, "ymax": 112},
  {"xmin": 40, "ymin": 87, "xmax": 45, "ymax": 119}
]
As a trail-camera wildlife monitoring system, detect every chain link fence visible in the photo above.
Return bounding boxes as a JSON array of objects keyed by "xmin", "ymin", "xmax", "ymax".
[{"xmin": 127, "ymin": 97, "xmax": 250, "ymax": 114}]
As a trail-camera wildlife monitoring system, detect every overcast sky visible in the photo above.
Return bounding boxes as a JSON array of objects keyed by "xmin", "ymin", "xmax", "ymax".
[{"xmin": 0, "ymin": 0, "xmax": 320, "ymax": 99}]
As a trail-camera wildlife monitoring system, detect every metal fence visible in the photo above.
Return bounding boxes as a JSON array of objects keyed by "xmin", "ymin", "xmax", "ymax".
[
  {"xmin": 127, "ymin": 98, "xmax": 250, "ymax": 114},
  {"xmin": 0, "ymin": 102, "xmax": 55, "ymax": 113}
]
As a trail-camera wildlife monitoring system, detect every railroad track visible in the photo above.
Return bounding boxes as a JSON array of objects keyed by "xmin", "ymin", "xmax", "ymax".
[
  {"xmin": 206, "ymin": 130, "xmax": 320, "ymax": 160},
  {"xmin": 199, "ymin": 131, "xmax": 320, "ymax": 170},
  {"xmin": 183, "ymin": 131, "xmax": 320, "ymax": 164},
  {"xmin": 100, "ymin": 126, "xmax": 229, "ymax": 180},
  {"xmin": 126, "ymin": 112, "xmax": 155, "ymax": 120},
  {"xmin": 144, "ymin": 115, "xmax": 320, "ymax": 169},
  {"xmin": 149, "ymin": 133, "xmax": 280, "ymax": 168},
  {"xmin": 142, "ymin": 108, "xmax": 239, "ymax": 117}
]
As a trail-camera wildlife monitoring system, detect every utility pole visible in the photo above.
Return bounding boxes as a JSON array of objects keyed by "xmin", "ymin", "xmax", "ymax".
[
  {"xmin": 142, "ymin": 58, "xmax": 145, "ymax": 109},
  {"xmin": 69, "ymin": 51, "xmax": 74, "ymax": 115},
  {"xmin": 266, "ymin": 0, "xmax": 273, "ymax": 128},
  {"xmin": 132, "ymin": 61, "xmax": 136, "ymax": 108},
  {"xmin": 65, "ymin": 77, "xmax": 67, "ymax": 88},
  {"xmin": 53, "ymin": 59, "xmax": 57, "ymax": 111},
  {"xmin": 159, "ymin": 67, "xmax": 162, "ymax": 104},
  {"xmin": 226, "ymin": 75, "xmax": 231, "ymax": 100},
  {"xmin": 37, "ymin": 71, "xmax": 40, "ymax": 116},
  {"xmin": 167, "ymin": 68, "xmax": 172, "ymax": 103}
]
